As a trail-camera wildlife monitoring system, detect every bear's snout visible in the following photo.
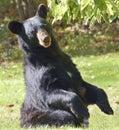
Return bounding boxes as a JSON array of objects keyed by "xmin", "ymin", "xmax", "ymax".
[{"xmin": 37, "ymin": 29, "xmax": 51, "ymax": 48}]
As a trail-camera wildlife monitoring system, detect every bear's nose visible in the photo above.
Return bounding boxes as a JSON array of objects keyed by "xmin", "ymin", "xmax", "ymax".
[{"xmin": 43, "ymin": 35, "xmax": 50, "ymax": 43}]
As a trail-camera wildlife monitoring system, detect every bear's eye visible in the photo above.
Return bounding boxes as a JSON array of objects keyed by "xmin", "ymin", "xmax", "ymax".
[{"xmin": 31, "ymin": 30, "xmax": 36, "ymax": 35}]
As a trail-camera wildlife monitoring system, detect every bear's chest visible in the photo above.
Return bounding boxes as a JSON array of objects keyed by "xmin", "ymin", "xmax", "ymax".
[{"xmin": 24, "ymin": 62, "xmax": 74, "ymax": 91}]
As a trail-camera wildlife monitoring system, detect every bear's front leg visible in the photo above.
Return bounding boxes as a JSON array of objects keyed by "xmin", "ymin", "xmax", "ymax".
[{"xmin": 46, "ymin": 89, "xmax": 89, "ymax": 126}]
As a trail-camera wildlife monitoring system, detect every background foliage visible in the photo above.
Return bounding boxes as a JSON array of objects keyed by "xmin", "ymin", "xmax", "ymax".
[{"xmin": 48, "ymin": 0, "xmax": 119, "ymax": 26}]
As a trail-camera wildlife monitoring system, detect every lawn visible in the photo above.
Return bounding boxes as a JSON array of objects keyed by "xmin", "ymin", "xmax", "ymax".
[{"xmin": 0, "ymin": 53, "xmax": 119, "ymax": 130}]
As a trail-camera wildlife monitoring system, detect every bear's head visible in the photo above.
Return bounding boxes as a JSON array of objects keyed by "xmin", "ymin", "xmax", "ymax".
[{"xmin": 8, "ymin": 4, "xmax": 54, "ymax": 51}]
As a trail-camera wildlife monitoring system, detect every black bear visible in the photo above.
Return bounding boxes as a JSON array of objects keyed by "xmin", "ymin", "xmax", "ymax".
[{"xmin": 8, "ymin": 4, "xmax": 113, "ymax": 128}]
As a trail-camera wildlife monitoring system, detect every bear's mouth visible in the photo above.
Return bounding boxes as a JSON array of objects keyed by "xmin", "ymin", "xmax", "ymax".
[{"xmin": 36, "ymin": 29, "xmax": 51, "ymax": 48}]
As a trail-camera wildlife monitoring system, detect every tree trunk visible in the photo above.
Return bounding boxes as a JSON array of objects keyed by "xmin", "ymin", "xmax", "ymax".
[
  {"xmin": 28, "ymin": 0, "xmax": 35, "ymax": 17},
  {"xmin": 15, "ymin": 0, "xmax": 26, "ymax": 20},
  {"xmin": 15, "ymin": 0, "xmax": 47, "ymax": 20},
  {"xmin": 23, "ymin": 0, "xmax": 35, "ymax": 18}
]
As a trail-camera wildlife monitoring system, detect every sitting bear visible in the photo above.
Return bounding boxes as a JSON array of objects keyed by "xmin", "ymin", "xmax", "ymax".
[{"xmin": 8, "ymin": 4, "xmax": 113, "ymax": 128}]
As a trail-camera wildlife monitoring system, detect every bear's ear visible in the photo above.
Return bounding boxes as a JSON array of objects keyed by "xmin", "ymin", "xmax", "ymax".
[
  {"xmin": 36, "ymin": 4, "xmax": 47, "ymax": 19},
  {"xmin": 8, "ymin": 21, "xmax": 23, "ymax": 35}
]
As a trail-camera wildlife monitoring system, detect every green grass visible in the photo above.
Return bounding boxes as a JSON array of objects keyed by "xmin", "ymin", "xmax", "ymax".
[{"xmin": 0, "ymin": 53, "xmax": 119, "ymax": 130}]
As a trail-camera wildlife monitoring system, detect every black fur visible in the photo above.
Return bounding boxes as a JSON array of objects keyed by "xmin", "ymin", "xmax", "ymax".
[{"xmin": 8, "ymin": 4, "xmax": 113, "ymax": 128}]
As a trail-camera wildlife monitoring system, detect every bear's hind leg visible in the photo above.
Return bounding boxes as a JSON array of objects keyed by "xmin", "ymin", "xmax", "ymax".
[
  {"xmin": 82, "ymin": 81, "xmax": 114, "ymax": 115},
  {"xmin": 20, "ymin": 106, "xmax": 81, "ymax": 127}
]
